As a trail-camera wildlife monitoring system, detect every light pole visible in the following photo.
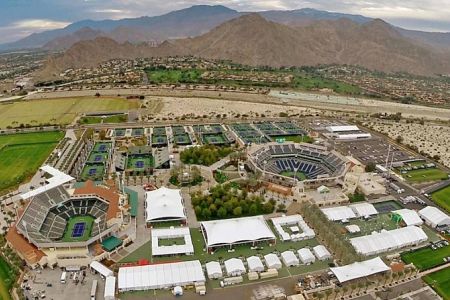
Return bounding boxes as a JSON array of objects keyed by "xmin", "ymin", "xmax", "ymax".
[{"xmin": 95, "ymin": 218, "xmax": 102, "ymax": 242}]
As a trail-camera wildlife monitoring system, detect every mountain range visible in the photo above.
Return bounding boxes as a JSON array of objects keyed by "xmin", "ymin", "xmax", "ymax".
[{"xmin": 16, "ymin": 5, "xmax": 450, "ymax": 79}]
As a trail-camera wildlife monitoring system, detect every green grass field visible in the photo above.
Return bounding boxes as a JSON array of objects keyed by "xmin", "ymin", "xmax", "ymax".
[
  {"xmin": 280, "ymin": 170, "xmax": 307, "ymax": 181},
  {"xmin": 0, "ymin": 256, "xmax": 13, "ymax": 300},
  {"xmin": 61, "ymin": 215, "xmax": 95, "ymax": 242},
  {"xmin": 158, "ymin": 237, "xmax": 186, "ymax": 247},
  {"xmin": 0, "ymin": 97, "xmax": 138, "ymax": 128},
  {"xmin": 399, "ymin": 168, "xmax": 449, "ymax": 183},
  {"xmin": 401, "ymin": 245, "xmax": 450, "ymax": 271},
  {"xmin": 423, "ymin": 267, "xmax": 450, "ymax": 299},
  {"xmin": 79, "ymin": 114, "xmax": 128, "ymax": 124},
  {"xmin": 431, "ymin": 185, "xmax": 450, "ymax": 214},
  {"xmin": 0, "ymin": 131, "xmax": 63, "ymax": 193}
]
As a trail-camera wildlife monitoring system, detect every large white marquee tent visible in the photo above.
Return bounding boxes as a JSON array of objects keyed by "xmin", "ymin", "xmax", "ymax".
[
  {"xmin": 200, "ymin": 216, "xmax": 275, "ymax": 249},
  {"xmin": 350, "ymin": 226, "xmax": 427, "ymax": 256},
  {"xmin": 145, "ymin": 187, "xmax": 186, "ymax": 223},
  {"xmin": 313, "ymin": 245, "xmax": 332, "ymax": 261},
  {"xmin": 118, "ymin": 260, "xmax": 205, "ymax": 292},
  {"xmin": 330, "ymin": 257, "xmax": 390, "ymax": 283},
  {"xmin": 392, "ymin": 209, "xmax": 423, "ymax": 226},
  {"xmin": 321, "ymin": 206, "xmax": 356, "ymax": 221},
  {"xmin": 349, "ymin": 203, "xmax": 378, "ymax": 218},
  {"xmin": 271, "ymin": 214, "xmax": 315, "ymax": 241},
  {"xmin": 419, "ymin": 206, "xmax": 450, "ymax": 228}
]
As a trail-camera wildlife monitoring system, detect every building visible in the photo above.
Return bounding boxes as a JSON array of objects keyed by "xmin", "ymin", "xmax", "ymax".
[
  {"xmin": 264, "ymin": 254, "xmax": 282, "ymax": 270},
  {"xmin": 145, "ymin": 187, "xmax": 187, "ymax": 225},
  {"xmin": 224, "ymin": 258, "xmax": 246, "ymax": 276},
  {"xmin": 418, "ymin": 206, "xmax": 450, "ymax": 228},
  {"xmin": 281, "ymin": 251, "xmax": 299, "ymax": 267},
  {"xmin": 313, "ymin": 245, "xmax": 332, "ymax": 261},
  {"xmin": 325, "ymin": 125, "xmax": 371, "ymax": 140},
  {"xmin": 205, "ymin": 261, "xmax": 223, "ymax": 279},
  {"xmin": 247, "ymin": 256, "xmax": 265, "ymax": 273},
  {"xmin": 200, "ymin": 216, "xmax": 275, "ymax": 251},
  {"xmin": 330, "ymin": 257, "xmax": 390, "ymax": 283},
  {"xmin": 297, "ymin": 248, "xmax": 316, "ymax": 264},
  {"xmin": 118, "ymin": 260, "xmax": 205, "ymax": 292}
]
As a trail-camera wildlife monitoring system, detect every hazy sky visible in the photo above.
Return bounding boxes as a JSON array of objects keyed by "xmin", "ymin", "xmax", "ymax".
[{"xmin": 0, "ymin": 0, "xmax": 449, "ymax": 43}]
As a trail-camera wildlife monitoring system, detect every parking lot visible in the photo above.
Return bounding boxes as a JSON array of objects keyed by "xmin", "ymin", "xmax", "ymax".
[{"xmin": 23, "ymin": 268, "xmax": 106, "ymax": 300}]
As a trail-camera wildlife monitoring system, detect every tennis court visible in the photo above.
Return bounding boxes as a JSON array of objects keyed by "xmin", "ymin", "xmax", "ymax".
[
  {"xmin": 114, "ymin": 128, "xmax": 126, "ymax": 137},
  {"xmin": 152, "ymin": 135, "xmax": 167, "ymax": 146},
  {"xmin": 202, "ymin": 134, "xmax": 228, "ymax": 145},
  {"xmin": 62, "ymin": 215, "xmax": 95, "ymax": 242},
  {"xmin": 131, "ymin": 128, "xmax": 144, "ymax": 136},
  {"xmin": 80, "ymin": 164, "xmax": 105, "ymax": 181},
  {"xmin": 174, "ymin": 134, "xmax": 192, "ymax": 145},
  {"xmin": 72, "ymin": 222, "xmax": 86, "ymax": 237},
  {"xmin": 94, "ymin": 142, "xmax": 111, "ymax": 152},
  {"xmin": 87, "ymin": 152, "xmax": 107, "ymax": 163},
  {"xmin": 127, "ymin": 155, "xmax": 154, "ymax": 172}
]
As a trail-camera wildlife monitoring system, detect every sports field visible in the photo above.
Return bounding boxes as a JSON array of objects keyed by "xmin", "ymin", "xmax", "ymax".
[
  {"xmin": 401, "ymin": 245, "xmax": 450, "ymax": 270},
  {"xmin": 127, "ymin": 156, "xmax": 153, "ymax": 172},
  {"xmin": 423, "ymin": 267, "xmax": 450, "ymax": 299},
  {"xmin": 87, "ymin": 152, "xmax": 108, "ymax": 163},
  {"xmin": 80, "ymin": 164, "xmax": 105, "ymax": 181},
  {"xmin": 0, "ymin": 256, "xmax": 13, "ymax": 300},
  {"xmin": 399, "ymin": 168, "xmax": 449, "ymax": 183},
  {"xmin": 79, "ymin": 114, "xmax": 128, "ymax": 124},
  {"xmin": 431, "ymin": 185, "xmax": 450, "ymax": 213},
  {"xmin": 173, "ymin": 134, "xmax": 191, "ymax": 145},
  {"xmin": 280, "ymin": 170, "xmax": 307, "ymax": 180},
  {"xmin": 0, "ymin": 131, "xmax": 63, "ymax": 193},
  {"xmin": 0, "ymin": 97, "xmax": 138, "ymax": 128},
  {"xmin": 62, "ymin": 215, "xmax": 95, "ymax": 242}
]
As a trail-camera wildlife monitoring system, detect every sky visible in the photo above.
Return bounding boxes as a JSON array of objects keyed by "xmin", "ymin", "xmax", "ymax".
[{"xmin": 0, "ymin": 0, "xmax": 449, "ymax": 44}]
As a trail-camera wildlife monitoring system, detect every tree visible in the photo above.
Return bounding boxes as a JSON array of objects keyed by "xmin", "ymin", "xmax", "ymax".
[
  {"xmin": 233, "ymin": 206, "xmax": 242, "ymax": 217},
  {"xmin": 201, "ymin": 208, "xmax": 212, "ymax": 219},
  {"xmin": 365, "ymin": 162, "xmax": 376, "ymax": 172},
  {"xmin": 217, "ymin": 207, "xmax": 227, "ymax": 218}
]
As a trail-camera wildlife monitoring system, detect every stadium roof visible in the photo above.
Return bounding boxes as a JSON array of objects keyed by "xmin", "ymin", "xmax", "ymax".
[
  {"xmin": 151, "ymin": 227, "xmax": 193, "ymax": 256},
  {"xmin": 200, "ymin": 216, "xmax": 275, "ymax": 248},
  {"xmin": 392, "ymin": 209, "xmax": 423, "ymax": 226},
  {"xmin": 350, "ymin": 226, "xmax": 428, "ymax": 256},
  {"xmin": 21, "ymin": 165, "xmax": 74, "ymax": 200},
  {"xmin": 145, "ymin": 187, "xmax": 186, "ymax": 222},
  {"xmin": 419, "ymin": 206, "xmax": 450, "ymax": 227},
  {"xmin": 326, "ymin": 125, "xmax": 360, "ymax": 133},
  {"xmin": 118, "ymin": 260, "xmax": 205, "ymax": 291},
  {"xmin": 321, "ymin": 206, "xmax": 356, "ymax": 221},
  {"xmin": 349, "ymin": 203, "xmax": 378, "ymax": 217},
  {"xmin": 330, "ymin": 257, "xmax": 390, "ymax": 283}
]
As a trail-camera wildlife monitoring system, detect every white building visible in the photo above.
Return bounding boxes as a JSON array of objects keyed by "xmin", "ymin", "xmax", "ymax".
[
  {"xmin": 205, "ymin": 261, "xmax": 223, "ymax": 279},
  {"xmin": 330, "ymin": 257, "xmax": 390, "ymax": 283},
  {"xmin": 118, "ymin": 260, "xmax": 205, "ymax": 292},
  {"xmin": 350, "ymin": 226, "xmax": 428, "ymax": 256},
  {"xmin": 349, "ymin": 203, "xmax": 378, "ymax": 218},
  {"xmin": 271, "ymin": 214, "xmax": 315, "ymax": 242},
  {"xmin": 392, "ymin": 209, "xmax": 423, "ymax": 226},
  {"xmin": 325, "ymin": 125, "xmax": 371, "ymax": 140},
  {"xmin": 419, "ymin": 206, "xmax": 450, "ymax": 228},
  {"xmin": 264, "ymin": 254, "xmax": 282, "ymax": 270},
  {"xmin": 145, "ymin": 187, "xmax": 186, "ymax": 224},
  {"xmin": 281, "ymin": 251, "xmax": 299, "ymax": 267},
  {"xmin": 104, "ymin": 276, "xmax": 116, "ymax": 300},
  {"xmin": 297, "ymin": 248, "xmax": 316, "ymax": 264},
  {"xmin": 151, "ymin": 227, "xmax": 194, "ymax": 256},
  {"xmin": 224, "ymin": 258, "xmax": 246, "ymax": 276},
  {"xmin": 313, "ymin": 245, "xmax": 332, "ymax": 261},
  {"xmin": 200, "ymin": 216, "xmax": 275, "ymax": 250},
  {"xmin": 247, "ymin": 256, "xmax": 265, "ymax": 273}
]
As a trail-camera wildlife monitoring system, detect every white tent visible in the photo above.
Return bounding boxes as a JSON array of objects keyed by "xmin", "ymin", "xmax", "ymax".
[
  {"xmin": 393, "ymin": 209, "xmax": 423, "ymax": 226},
  {"xmin": 247, "ymin": 256, "xmax": 265, "ymax": 273},
  {"xmin": 345, "ymin": 224, "xmax": 361, "ymax": 233},
  {"xmin": 330, "ymin": 257, "xmax": 390, "ymax": 283},
  {"xmin": 145, "ymin": 187, "xmax": 186, "ymax": 223},
  {"xmin": 349, "ymin": 203, "xmax": 378, "ymax": 218},
  {"xmin": 271, "ymin": 214, "xmax": 315, "ymax": 242},
  {"xmin": 118, "ymin": 260, "xmax": 205, "ymax": 292},
  {"xmin": 419, "ymin": 206, "xmax": 450, "ymax": 228},
  {"xmin": 321, "ymin": 206, "xmax": 356, "ymax": 221},
  {"xmin": 281, "ymin": 251, "xmax": 299, "ymax": 267},
  {"xmin": 104, "ymin": 276, "xmax": 116, "ymax": 300},
  {"xmin": 205, "ymin": 261, "xmax": 222, "ymax": 279},
  {"xmin": 264, "ymin": 254, "xmax": 282, "ymax": 270},
  {"xmin": 224, "ymin": 258, "xmax": 246, "ymax": 276},
  {"xmin": 350, "ymin": 226, "xmax": 428, "ymax": 256},
  {"xmin": 90, "ymin": 261, "xmax": 114, "ymax": 278},
  {"xmin": 297, "ymin": 248, "xmax": 316, "ymax": 264},
  {"xmin": 151, "ymin": 227, "xmax": 193, "ymax": 256},
  {"xmin": 200, "ymin": 216, "xmax": 275, "ymax": 248},
  {"xmin": 313, "ymin": 245, "xmax": 332, "ymax": 261}
]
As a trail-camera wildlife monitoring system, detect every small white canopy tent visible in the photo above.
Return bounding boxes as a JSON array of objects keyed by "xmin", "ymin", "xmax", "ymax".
[
  {"xmin": 281, "ymin": 251, "xmax": 299, "ymax": 267},
  {"xmin": 264, "ymin": 253, "xmax": 282, "ymax": 270},
  {"xmin": 419, "ymin": 206, "xmax": 450, "ymax": 228},
  {"xmin": 104, "ymin": 276, "xmax": 116, "ymax": 300},
  {"xmin": 247, "ymin": 256, "xmax": 265, "ymax": 273},
  {"xmin": 224, "ymin": 258, "xmax": 246, "ymax": 276},
  {"xmin": 297, "ymin": 248, "xmax": 316, "ymax": 264},
  {"xmin": 313, "ymin": 245, "xmax": 332, "ymax": 261},
  {"xmin": 90, "ymin": 261, "xmax": 114, "ymax": 278},
  {"xmin": 205, "ymin": 261, "xmax": 222, "ymax": 279}
]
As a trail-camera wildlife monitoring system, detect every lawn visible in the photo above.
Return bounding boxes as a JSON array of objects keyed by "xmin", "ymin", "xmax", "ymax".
[
  {"xmin": 158, "ymin": 237, "xmax": 186, "ymax": 247},
  {"xmin": 401, "ymin": 245, "xmax": 450, "ymax": 271},
  {"xmin": 0, "ymin": 256, "xmax": 13, "ymax": 300},
  {"xmin": 0, "ymin": 97, "xmax": 138, "ymax": 128},
  {"xmin": 423, "ymin": 267, "xmax": 450, "ymax": 299},
  {"xmin": 61, "ymin": 215, "xmax": 95, "ymax": 242},
  {"xmin": 431, "ymin": 185, "xmax": 450, "ymax": 214},
  {"xmin": 399, "ymin": 168, "xmax": 449, "ymax": 183},
  {"xmin": 293, "ymin": 75, "xmax": 361, "ymax": 95},
  {"xmin": 79, "ymin": 114, "xmax": 128, "ymax": 124},
  {"xmin": 0, "ymin": 131, "xmax": 64, "ymax": 193}
]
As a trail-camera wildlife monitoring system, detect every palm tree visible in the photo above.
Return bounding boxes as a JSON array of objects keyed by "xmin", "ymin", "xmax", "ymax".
[{"xmin": 325, "ymin": 289, "xmax": 332, "ymax": 300}]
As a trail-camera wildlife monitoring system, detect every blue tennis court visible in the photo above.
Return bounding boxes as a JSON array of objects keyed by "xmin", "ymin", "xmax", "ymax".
[
  {"xmin": 99, "ymin": 144, "xmax": 106, "ymax": 151},
  {"xmin": 135, "ymin": 161, "xmax": 144, "ymax": 168},
  {"xmin": 88, "ymin": 168, "xmax": 97, "ymax": 175},
  {"xmin": 94, "ymin": 155, "xmax": 102, "ymax": 162},
  {"xmin": 72, "ymin": 222, "xmax": 86, "ymax": 238}
]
